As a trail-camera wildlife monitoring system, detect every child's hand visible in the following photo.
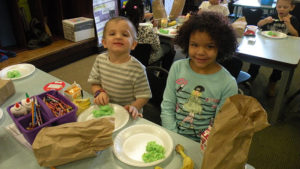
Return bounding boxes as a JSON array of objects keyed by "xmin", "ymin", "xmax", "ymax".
[
  {"xmin": 282, "ymin": 15, "xmax": 291, "ymax": 25},
  {"xmin": 94, "ymin": 92, "xmax": 109, "ymax": 105},
  {"xmin": 124, "ymin": 105, "xmax": 143, "ymax": 120},
  {"xmin": 264, "ymin": 16, "xmax": 274, "ymax": 24}
]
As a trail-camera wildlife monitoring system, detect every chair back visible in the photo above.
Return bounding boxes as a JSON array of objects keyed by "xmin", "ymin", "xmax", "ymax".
[
  {"xmin": 242, "ymin": 8, "xmax": 263, "ymax": 25},
  {"xmin": 143, "ymin": 66, "xmax": 169, "ymax": 125},
  {"xmin": 146, "ymin": 66, "xmax": 169, "ymax": 107},
  {"xmin": 130, "ymin": 44, "xmax": 152, "ymax": 66}
]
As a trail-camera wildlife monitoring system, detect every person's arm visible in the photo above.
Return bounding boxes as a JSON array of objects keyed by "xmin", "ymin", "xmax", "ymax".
[
  {"xmin": 283, "ymin": 15, "xmax": 299, "ymax": 37},
  {"xmin": 161, "ymin": 64, "xmax": 178, "ymax": 132},
  {"xmin": 197, "ymin": 1, "xmax": 206, "ymax": 14},
  {"xmin": 257, "ymin": 16, "xmax": 273, "ymax": 27},
  {"xmin": 88, "ymin": 54, "xmax": 109, "ymax": 105},
  {"xmin": 125, "ymin": 67, "xmax": 152, "ymax": 119}
]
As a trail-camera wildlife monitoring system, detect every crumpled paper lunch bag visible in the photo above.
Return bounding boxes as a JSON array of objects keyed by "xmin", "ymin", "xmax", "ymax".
[
  {"xmin": 32, "ymin": 117, "xmax": 115, "ymax": 167},
  {"xmin": 152, "ymin": 0, "xmax": 167, "ymax": 19},
  {"xmin": 201, "ymin": 95, "xmax": 270, "ymax": 169},
  {"xmin": 169, "ymin": 0, "xmax": 186, "ymax": 20},
  {"xmin": 232, "ymin": 17, "xmax": 247, "ymax": 38}
]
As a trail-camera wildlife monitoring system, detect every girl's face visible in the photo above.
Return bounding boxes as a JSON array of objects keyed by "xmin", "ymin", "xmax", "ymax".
[
  {"xmin": 188, "ymin": 31, "xmax": 219, "ymax": 74},
  {"xmin": 102, "ymin": 20, "xmax": 137, "ymax": 55},
  {"xmin": 276, "ymin": 0, "xmax": 294, "ymax": 18},
  {"xmin": 209, "ymin": 0, "xmax": 220, "ymax": 5}
]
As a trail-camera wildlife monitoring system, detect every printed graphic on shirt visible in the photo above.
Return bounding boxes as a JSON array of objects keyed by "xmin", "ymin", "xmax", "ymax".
[{"xmin": 175, "ymin": 78, "xmax": 220, "ymax": 139}]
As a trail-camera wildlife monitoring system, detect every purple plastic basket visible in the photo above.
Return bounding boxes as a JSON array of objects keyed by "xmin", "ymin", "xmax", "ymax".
[
  {"xmin": 6, "ymin": 90, "xmax": 78, "ymax": 144},
  {"xmin": 37, "ymin": 90, "xmax": 78, "ymax": 125},
  {"xmin": 7, "ymin": 99, "xmax": 54, "ymax": 144}
]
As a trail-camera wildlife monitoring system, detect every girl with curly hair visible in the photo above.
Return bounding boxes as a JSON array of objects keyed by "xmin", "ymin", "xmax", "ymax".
[{"xmin": 161, "ymin": 12, "xmax": 238, "ymax": 142}]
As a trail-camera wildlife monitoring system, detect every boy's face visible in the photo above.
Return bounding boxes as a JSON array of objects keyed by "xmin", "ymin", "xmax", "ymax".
[
  {"xmin": 102, "ymin": 20, "xmax": 137, "ymax": 54},
  {"xmin": 188, "ymin": 31, "xmax": 219, "ymax": 74},
  {"xmin": 276, "ymin": 0, "xmax": 295, "ymax": 18}
]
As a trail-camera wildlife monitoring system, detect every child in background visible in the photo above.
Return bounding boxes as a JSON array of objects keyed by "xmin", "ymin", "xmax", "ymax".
[
  {"xmin": 161, "ymin": 12, "xmax": 238, "ymax": 142},
  {"xmin": 88, "ymin": 17, "xmax": 152, "ymax": 119},
  {"xmin": 247, "ymin": 0, "xmax": 299, "ymax": 97},
  {"xmin": 198, "ymin": 0, "xmax": 230, "ymax": 16},
  {"xmin": 120, "ymin": 0, "xmax": 161, "ymax": 65}
]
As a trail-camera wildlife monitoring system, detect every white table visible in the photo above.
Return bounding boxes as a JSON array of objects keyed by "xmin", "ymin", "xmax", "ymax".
[
  {"xmin": 236, "ymin": 31, "xmax": 300, "ymax": 124},
  {"xmin": 0, "ymin": 69, "xmax": 204, "ymax": 169},
  {"xmin": 233, "ymin": 0, "xmax": 276, "ymax": 19}
]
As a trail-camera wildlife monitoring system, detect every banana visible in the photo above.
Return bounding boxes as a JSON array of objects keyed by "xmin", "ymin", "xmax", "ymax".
[
  {"xmin": 154, "ymin": 166, "xmax": 163, "ymax": 169},
  {"xmin": 175, "ymin": 144, "xmax": 194, "ymax": 169},
  {"xmin": 168, "ymin": 21, "xmax": 177, "ymax": 27}
]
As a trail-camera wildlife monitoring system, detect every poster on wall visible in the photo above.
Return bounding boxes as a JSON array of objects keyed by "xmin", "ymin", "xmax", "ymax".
[{"xmin": 93, "ymin": 0, "xmax": 118, "ymax": 47}]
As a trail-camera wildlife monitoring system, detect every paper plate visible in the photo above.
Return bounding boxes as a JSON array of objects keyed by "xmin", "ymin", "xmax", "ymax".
[
  {"xmin": 113, "ymin": 124, "xmax": 173, "ymax": 167},
  {"xmin": 0, "ymin": 108, "xmax": 3, "ymax": 123},
  {"xmin": 261, "ymin": 31, "xmax": 287, "ymax": 39},
  {"xmin": 0, "ymin": 63, "xmax": 35, "ymax": 80},
  {"xmin": 77, "ymin": 103, "xmax": 129, "ymax": 132}
]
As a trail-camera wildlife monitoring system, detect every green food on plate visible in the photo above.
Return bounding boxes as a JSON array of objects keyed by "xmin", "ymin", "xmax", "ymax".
[
  {"xmin": 142, "ymin": 141, "xmax": 165, "ymax": 163},
  {"xmin": 92, "ymin": 105, "xmax": 114, "ymax": 118},
  {"xmin": 7, "ymin": 70, "xmax": 21, "ymax": 78},
  {"xmin": 267, "ymin": 31, "xmax": 278, "ymax": 37},
  {"xmin": 159, "ymin": 28, "xmax": 169, "ymax": 34}
]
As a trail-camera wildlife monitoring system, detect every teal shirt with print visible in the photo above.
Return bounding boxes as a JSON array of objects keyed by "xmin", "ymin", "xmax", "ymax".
[{"xmin": 161, "ymin": 59, "xmax": 238, "ymax": 142}]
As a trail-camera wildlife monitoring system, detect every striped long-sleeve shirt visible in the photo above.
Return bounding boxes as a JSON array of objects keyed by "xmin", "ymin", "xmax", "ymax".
[{"xmin": 88, "ymin": 53, "xmax": 152, "ymax": 106}]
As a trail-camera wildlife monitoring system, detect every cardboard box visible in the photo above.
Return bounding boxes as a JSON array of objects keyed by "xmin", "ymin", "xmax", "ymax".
[
  {"xmin": 62, "ymin": 17, "xmax": 95, "ymax": 42},
  {"xmin": 0, "ymin": 79, "xmax": 15, "ymax": 106}
]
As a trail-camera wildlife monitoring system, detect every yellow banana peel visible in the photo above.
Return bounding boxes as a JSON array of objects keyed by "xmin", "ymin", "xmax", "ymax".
[
  {"xmin": 168, "ymin": 21, "xmax": 177, "ymax": 27},
  {"xmin": 175, "ymin": 144, "xmax": 194, "ymax": 169}
]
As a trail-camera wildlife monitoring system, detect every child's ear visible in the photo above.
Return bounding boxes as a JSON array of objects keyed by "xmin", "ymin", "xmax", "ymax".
[
  {"xmin": 102, "ymin": 39, "xmax": 107, "ymax": 48},
  {"xmin": 131, "ymin": 40, "xmax": 138, "ymax": 50}
]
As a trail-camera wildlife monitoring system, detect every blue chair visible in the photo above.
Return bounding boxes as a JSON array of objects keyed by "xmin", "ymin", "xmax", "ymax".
[{"xmin": 237, "ymin": 71, "xmax": 251, "ymax": 83}]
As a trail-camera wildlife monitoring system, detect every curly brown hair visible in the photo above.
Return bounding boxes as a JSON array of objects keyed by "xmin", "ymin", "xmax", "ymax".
[{"xmin": 175, "ymin": 12, "xmax": 237, "ymax": 62}]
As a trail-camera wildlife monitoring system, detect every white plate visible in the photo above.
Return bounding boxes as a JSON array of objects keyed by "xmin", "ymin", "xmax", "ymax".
[
  {"xmin": 113, "ymin": 124, "xmax": 173, "ymax": 167},
  {"xmin": 77, "ymin": 103, "xmax": 129, "ymax": 132},
  {"xmin": 139, "ymin": 22, "xmax": 153, "ymax": 27},
  {"xmin": 0, "ymin": 63, "xmax": 36, "ymax": 80},
  {"xmin": 0, "ymin": 108, "xmax": 3, "ymax": 122},
  {"xmin": 261, "ymin": 31, "xmax": 287, "ymax": 39}
]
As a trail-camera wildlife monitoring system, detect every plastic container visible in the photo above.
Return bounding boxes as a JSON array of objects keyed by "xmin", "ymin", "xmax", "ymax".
[
  {"xmin": 7, "ymin": 90, "xmax": 78, "ymax": 144},
  {"xmin": 7, "ymin": 99, "xmax": 54, "ymax": 144},
  {"xmin": 260, "ymin": 0, "xmax": 274, "ymax": 5},
  {"xmin": 37, "ymin": 90, "xmax": 78, "ymax": 125}
]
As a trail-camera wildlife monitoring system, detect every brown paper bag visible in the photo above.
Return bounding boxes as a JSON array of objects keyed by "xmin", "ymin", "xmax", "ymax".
[
  {"xmin": 0, "ymin": 79, "xmax": 15, "ymax": 105},
  {"xmin": 232, "ymin": 17, "xmax": 247, "ymax": 38},
  {"xmin": 32, "ymin": 117, "xmax": 115, "ymax": 167},
  {"xmin": 201, "ymin": 95, "xmax": 270, "ymax": 169},
  {"xmin": 169, "ymin": 0, "xmax": 186, "ymax": 20},
  {"xmin": 152, "ymin": 0, "xmax": 167, "ymax": 19}
]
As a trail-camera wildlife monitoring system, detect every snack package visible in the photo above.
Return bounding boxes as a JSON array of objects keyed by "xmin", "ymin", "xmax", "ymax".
[
  {"xmin": 64, "ymin": 81, "xmax": 82, "ymax": 100},
  {"xmin": 73, "ymin": 98, "xmax": 91, "ymax": 116},
  {"xmin": 201, "ymin": 94, "xmax": 270, "ymax": 169},
  {"xmin": 169, "ymin": 0, "xmax": 186, "ymax": 21},
  {"xmin": 32, "ymin": 118, "xmax": 115, "ymax": 167},
  {"xmin": 232, "ymin": 17, "xmax": 247, "ymax": 38},
  {"xmin": 152, "ymin": 0, "xmax": 167, "ymax": 19}
]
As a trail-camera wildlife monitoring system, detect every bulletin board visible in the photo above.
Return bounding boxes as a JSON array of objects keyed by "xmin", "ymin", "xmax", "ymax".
[{"xmin": 93, "ymin": 0, "xmax": 119, "ymax": 47}]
